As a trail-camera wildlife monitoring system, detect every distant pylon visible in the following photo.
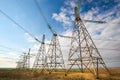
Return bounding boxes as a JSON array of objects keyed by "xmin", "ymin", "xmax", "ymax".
[
  {"xmin": 16, "ymin": 48, "xmax": 31, "ymax": 69},
  {"xmin": 33, "ymin": 34, "xmax": 47, "ymax": 70},
  {"xmin": 67, "ymin": 6, "xmax": 110, "ymax": 78},
  {"xmin": 24, "ymin": 48, "xmax": 31, "ymax": 69},
  {"xmin": 46, "ymin": 34, "xmax": 66, "ymax": 74}
]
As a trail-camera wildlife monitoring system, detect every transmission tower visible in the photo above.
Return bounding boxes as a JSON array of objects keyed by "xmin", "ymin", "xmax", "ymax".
[
  {"xmin": 16, "ymin": 48, "xmax": 31, "ymax": 69},
  {"xmin": 66, "ymin": 5, "xmax": 110, "ymax": 78},
  {"xmin": 24, "ymin": 48, "xmax": 31, "ymax": 69},
  {"xmin": 33, "ymin": 34, "xmax": 47, "ymax": 71},
  {"xmin": 47, "ymin": 34, "xmax": 66, "ymax": 74}
]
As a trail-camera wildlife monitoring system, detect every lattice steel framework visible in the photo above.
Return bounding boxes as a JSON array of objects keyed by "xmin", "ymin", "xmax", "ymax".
[
  {"xmin": 46, "ymin": 34, "xmax": 66, "ymax": 74},
  {"xmin": 16, "ymin": 48, "xmax": 31, "ymax": 69},
  {"xmin": 33, "ymin": 35, "xmax": 47, "ymax": 71},
  {"xmin": 67, "ymin": 7, "xmax": 110, "ymax": 78}
]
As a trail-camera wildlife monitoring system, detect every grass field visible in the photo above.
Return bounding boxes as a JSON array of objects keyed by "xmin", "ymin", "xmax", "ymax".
[{"xmin": 0, "ymin": 68, "xmax": 120, "ymax": 80}]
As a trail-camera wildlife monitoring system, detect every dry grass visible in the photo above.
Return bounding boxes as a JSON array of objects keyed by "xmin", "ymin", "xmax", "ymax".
[{"xmin": 0, "ymin": 68, "xmax": 120, "ymax": 80}]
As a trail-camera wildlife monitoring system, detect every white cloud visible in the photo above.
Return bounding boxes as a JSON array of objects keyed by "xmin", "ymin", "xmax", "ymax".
[
  {"xmin": 57, "ymin": 21, "xmax": 120, "ymax": 68},
  {"xmin": 52, "ymin": 12, "xmax": 72, "ymax": 26},
  {"xmin": 84, "ymin": 17, "xmax": 120, "ymax": 67},
  {"xmin": 65, "ymin": 0, "xmax": 77, "ymax": 8},
  {"xmin": 52, "ymin": 0, "xmax": 120, "ymax": 68},
  {"xmin": 58, "ymin": 30, "xmax": 72, "ymax": 63},
  {"xmin": 24, "ymin": 33, "xmax": 36, "ymax": 43},
  {"xmin": 52, "ymin": 0, "xmax": 77, "ymax": 27},
  {"xmin": 0, "ymin": 52, "xmax": 20, "ymax": 68},
  {"xmin": 83, "ymin": 10, "xmax": 94, "ymax": 20}
]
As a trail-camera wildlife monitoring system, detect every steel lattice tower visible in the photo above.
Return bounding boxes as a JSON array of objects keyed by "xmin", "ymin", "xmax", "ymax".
[
  {"xmin": 67, "ymin": 7, "xmax": 110, "ymax": 78},
  {"xmin": 47, "ymin": 34, "xmax": 66, "ymax": 74},
  {"xmin": 23, "ymin": 48, "xmax": 31, "ymax": 69},
  {"xmin": 33, "ymin": 35, "xmax": 47, "ymax": 70},
  {"xmin": 16, "ymin": 48, "xmax": 31, "ymax": 69}
]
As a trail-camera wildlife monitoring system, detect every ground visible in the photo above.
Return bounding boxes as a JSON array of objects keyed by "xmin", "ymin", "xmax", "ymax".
[{"xmin": 0, "ymin": 68, "xmax": 120, "ymax": 80}]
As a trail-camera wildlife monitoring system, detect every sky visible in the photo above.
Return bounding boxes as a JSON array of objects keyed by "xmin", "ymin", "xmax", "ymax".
[{"xmin": 0, "ymin": 0, "xmax": 120, "ymax": 68}]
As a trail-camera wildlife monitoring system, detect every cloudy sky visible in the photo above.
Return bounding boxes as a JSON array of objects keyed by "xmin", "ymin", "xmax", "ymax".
[{"xmin": 0, "ymin": 0, "xmax": 120, "ymax": 68}]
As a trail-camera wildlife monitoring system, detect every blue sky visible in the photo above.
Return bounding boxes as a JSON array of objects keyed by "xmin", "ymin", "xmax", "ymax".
[
  {"xmin": 0, "ymin": 0, "xmax": 120, "ymax": 68},
  {"xmin": 0, "ymin": 0, "xmax": 64, "ymax": 50}
]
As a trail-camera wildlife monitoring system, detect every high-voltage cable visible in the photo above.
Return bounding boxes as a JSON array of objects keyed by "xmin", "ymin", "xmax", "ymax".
[
  {"xmin": 0, "ymin": 9, "xmax": 42, "ymax": 43},
  {"xmin": 0, "ymin": 44, "xmax": 23, "ymax": 53},
  {"xmin": 34, "ymin": 0, "xmax": 74, "ymax": 39}
]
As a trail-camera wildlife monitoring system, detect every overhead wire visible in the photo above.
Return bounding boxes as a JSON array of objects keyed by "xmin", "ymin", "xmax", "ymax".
[
  {"xmin": 0, "ymin": 8, "xmax": 119, "ymax": 53},
  {"xmin": 34, "ymin": 0, "xmax": 120, "ymax": 42},
  {"xmin": 59, "ymin": 35, "xmax": 120, "ymax": 42},
  {"xmin": 34, "ymin": 0, "xmax": 55, "ymax": 34},
  {"xmin": 98, "ymin": 48, "xmax": 120, "ymax": 51},
  {"xmin": 0, "ymin": 49, "xmax": 11, "ymax": 52},
  {"xmin": 58, "ymin": 45, "xmax": 120, "ymax": 51},
  {"xmin": 0, "ymin": 9, "xmax": 42, "ymax": 43},
  {"xmin": 82, "ymin": 3, "xmax": 120, "ymax": 24},
  {"xmin": 83, "ymin": 19, "xmax": 120, "ymax": 24},
  {"xmin": 0, "ymin": 1, "xmax": 119, "ymax": 48},
  {"xmin": 60, "ymin": 35, "xmax": 120, "ymax": 42},
  {"xmin": 34, "ymin": 0, "xmax": 120, "ymax": 41},
  {"xmin": 93, "ymin": 39, "xmax": 120, "ymax": 42},
  {"xmin": 34, "ymin": 0, "xmax": 75, "ymax": 39},
  {"xmin": 0, "ymin": 48, "xmax": 34, "ymax": 63},
  {"xmin": 104, "ymin": 60, "xmax": 120, "ymax": 63},
  {"xmin": 83, "ymin": 19, "xmax": 106, "ymax": 24},
  {"xmin": 0, "ymin": 1, "xmax": 119, "ymax": 68},
  {"xmin": 0, "ymin": 44, "xmax": 22, "ymax": 53},
  {"xmin": 34, "ymin": 0, "xmax": 48, "ymax": 26}
]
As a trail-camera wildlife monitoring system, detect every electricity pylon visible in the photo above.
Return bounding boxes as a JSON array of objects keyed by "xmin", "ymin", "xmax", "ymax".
[
  {"xmin": 24, "ymin": 48, "xmax": 31, "ymax": 69},
  {"xmin": 16, "ymin": 48, "xmax": 31, "ymax": 69},
  {"xmin": 47, "ymin": 34, "xmax": 66, "ymax": 74},
  {"xmin": 67, "ymin": 5, "xmax": 110, "ymax": 78},
  {"xmin": 33, "ymin": 35, "xmax": 47, "ymax": 71}
]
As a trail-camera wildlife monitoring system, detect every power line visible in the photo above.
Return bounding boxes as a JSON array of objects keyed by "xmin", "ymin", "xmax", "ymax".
[
  {"xmin": 34, "ymin": 0, "xmax": 76, "ymax": 38},
  {"xmin": 105, "ymin": 60, "xmax": 120, "ymax": 63},
  {"xmin": 60, "ymin": 35, "xmax": 120, "ymax": 41},
  {"xmin": 59, "ymin": 35, "xmax": 120, "ymax": 42},
  {"xmin": 0, "ymin": 8, "xmax": 119, "ymax": 50},
  {"xmin": 59, "ymin": 34, "xmax": 120, "ymax": 42},
  {"xmin": 98, "ymin": 48, "xmax": 120, "ymax": 51},
  {"xmin": 34, "ymin": 0, "xmax": 120, "ymax": 42},
  {"xmin": 0, "ymin": 44, "xmax": 22, "ymax": 53},
  {"xmin": 0, "ymin": 49, "xmax": 10, "ymax": 52},
  {"xmin": 0, "ymin": 9, "xmax": 42, "ymax": 43},
  {"xmin": 0, "ymin": 40, "xmax": 119, "ymax": 52},
  {"xmin": 34, "ymin": 0, "xmax": 56, "ymax": 34},
  {"xmin": 60, "ymin": 45, "xmax": 120, "ymax": 51},
  {"xmin": 93, "ymin": 38, "xmax": 120, "ymax": 42},
  {"xmin": 34, "ymin": 0, "xmax": 49, "ymax": 27}
]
